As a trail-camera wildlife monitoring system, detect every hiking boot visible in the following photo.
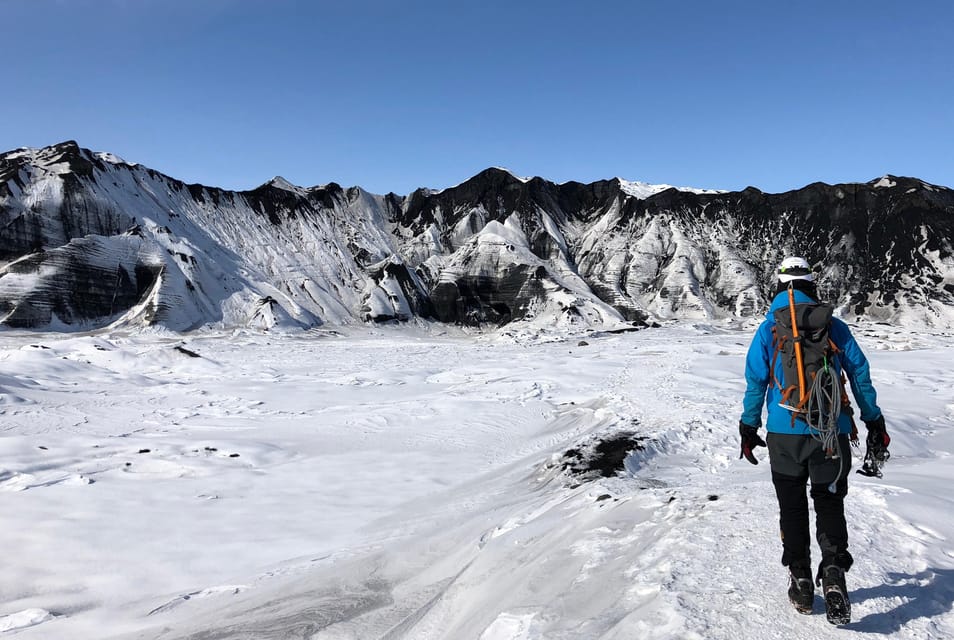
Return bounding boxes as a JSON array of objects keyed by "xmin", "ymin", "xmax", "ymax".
[
  {"xmin": 787, "ymin": 566, "xmax": 814, "ymax": 614},
  {"xmin": 818, "ymin": 565, "xmax": 851, "ymax": 625}
]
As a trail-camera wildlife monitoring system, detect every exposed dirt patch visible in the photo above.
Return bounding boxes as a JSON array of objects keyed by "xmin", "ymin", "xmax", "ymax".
[{"xmin": 561, "ymin": 431, "xmax": 645, "ymax": 479}]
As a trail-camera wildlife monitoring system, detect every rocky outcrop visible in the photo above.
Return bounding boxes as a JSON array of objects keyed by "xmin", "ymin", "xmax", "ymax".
[{"xmin": 2, "ymin": 142, "xmax": 953, "ymax": 331}]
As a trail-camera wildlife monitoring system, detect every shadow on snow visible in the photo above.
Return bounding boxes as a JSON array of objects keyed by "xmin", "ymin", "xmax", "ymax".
[{"xmin": 847, "ymin": 567, "xmax": 954, "ymax": 634}]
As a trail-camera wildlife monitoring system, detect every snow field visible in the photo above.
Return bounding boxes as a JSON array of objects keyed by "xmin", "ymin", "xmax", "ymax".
[{"xmin": 0, "ymin": 322, "xmax": 952, "ymax": 638}]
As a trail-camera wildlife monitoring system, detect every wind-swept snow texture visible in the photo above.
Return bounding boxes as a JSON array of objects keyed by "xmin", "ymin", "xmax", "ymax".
[
  {"xmin": 1, "ymin": 322, "xmax": 953, "ymax": 638},
  {"xmin": 3, "ymin": 141, "xmax": 954, "ymax": 332}
]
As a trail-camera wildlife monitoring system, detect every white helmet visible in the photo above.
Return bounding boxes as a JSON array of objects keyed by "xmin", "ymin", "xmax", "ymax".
[{"xmin": 778, "ymin": 256, "xmax": 814, "ymax": 283}]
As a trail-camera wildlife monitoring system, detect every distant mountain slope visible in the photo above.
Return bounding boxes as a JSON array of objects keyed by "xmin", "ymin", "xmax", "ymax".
[{"xmin": 1, "ymin": 141, "xmax": 952, "ymax": 331}]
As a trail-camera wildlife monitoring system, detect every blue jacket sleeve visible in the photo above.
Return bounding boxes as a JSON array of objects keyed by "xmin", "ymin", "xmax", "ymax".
[
  {"xmin": 831, "ymin": 319, "xmax": 882, "ymax": 422},
  {"xmin": 741, "ymin": 322, "xmax": 772, "ymax": 427}
]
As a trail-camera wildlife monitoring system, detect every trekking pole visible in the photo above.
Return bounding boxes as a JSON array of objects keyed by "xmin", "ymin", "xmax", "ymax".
[{"xmin": 787, "ymin": 283, "xmax": 807, "ymax": 405}]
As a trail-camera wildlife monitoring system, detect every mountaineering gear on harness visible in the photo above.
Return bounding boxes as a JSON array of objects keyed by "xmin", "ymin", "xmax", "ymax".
[
  {"xmin": 739, "ymin": 421, "xmax": 766, "ymax": 464},
  {"xmin": 857, "ymin": 415, "xmax": 891, "ymax": 478}
]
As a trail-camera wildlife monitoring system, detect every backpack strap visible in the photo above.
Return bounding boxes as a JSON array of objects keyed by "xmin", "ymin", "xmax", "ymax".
[{"xmin": 769, "ymin": 326, "xmax": 785, "ymax": 391}]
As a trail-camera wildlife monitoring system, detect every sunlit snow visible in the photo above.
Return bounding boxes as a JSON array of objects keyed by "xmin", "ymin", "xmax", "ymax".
[
  {"xmin": 616, "ymin": 179, "xmax": 727, "ymax": 199},
  {"xmin": 873, "ymin": 176, "xmax": 898, "ymax": 188},
  {"xmin": 1, "ymin": 321, "xmax": 953, "ymax": 638}
]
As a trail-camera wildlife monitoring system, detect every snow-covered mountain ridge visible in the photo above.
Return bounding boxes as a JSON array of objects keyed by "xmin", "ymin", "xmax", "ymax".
[{"xmin": 2, "ymin": 141, "xmax": 953, "ymax": 331}]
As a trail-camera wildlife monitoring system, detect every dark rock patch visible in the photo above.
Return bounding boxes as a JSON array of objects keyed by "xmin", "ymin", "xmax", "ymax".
[
  {"xmin": 561, "ymin": 431, "xmax": 645, "ymax": 479},
  {"xmin": 363, "ymin": 259, "xmax": 435, "ymax": 321}
]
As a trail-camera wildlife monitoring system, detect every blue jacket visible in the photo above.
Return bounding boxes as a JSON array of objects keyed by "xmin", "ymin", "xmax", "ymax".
[{"xmin": 741, "ymin": 289, "xmax": 882, "ymax": 434}]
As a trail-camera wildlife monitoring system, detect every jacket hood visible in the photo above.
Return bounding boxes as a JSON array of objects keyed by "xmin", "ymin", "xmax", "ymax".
[{"xmin": 766, "ymin": 289, "xmax": 817, "ymax": 319}]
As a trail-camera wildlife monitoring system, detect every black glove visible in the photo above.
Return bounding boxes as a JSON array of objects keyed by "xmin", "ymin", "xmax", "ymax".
[
  {"xmin": 739, "ymin": 422, "xmax": 766, "ymax": 465},
  {"xmin": 857, "ymin": 415, "xmax": 891, "ymax": 477}
]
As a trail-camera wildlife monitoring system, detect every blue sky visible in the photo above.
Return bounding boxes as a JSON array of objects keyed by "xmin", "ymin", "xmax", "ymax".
[{"xmin": 3, "ymin": 0, "xmax": 951, "ymax": 194}]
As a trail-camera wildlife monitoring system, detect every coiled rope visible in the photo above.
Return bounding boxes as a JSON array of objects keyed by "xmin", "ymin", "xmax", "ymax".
[{"xmin": 805, "ymin": 359, "xmax": 844, "ymax": 493}]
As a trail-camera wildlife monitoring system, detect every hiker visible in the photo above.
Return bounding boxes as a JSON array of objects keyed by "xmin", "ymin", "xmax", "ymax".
[{"xmin": 737, "ymin": 256, "xmax": 891, "ymax": 624}]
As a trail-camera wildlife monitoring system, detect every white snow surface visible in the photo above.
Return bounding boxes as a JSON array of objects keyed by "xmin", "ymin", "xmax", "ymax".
[
  {"xmin": 873, "ymin": 176, "xmax": 898, "ymax": 188},
  {"xmin": 616, "ymin": 179, "xmax": 726, "ymax": 199},
  {"xmin": 93, "ymin": 151, "xmax": 135, "ymax": 166},
  {"xmin": 1, "ymin": 322, "xmax": 953, "ymax": 639}
]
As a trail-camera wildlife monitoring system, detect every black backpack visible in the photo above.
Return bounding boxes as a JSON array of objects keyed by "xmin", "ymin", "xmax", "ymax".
[{"xmin": 770, "ymin": 290, "xmax": 853, "ymax": 436}]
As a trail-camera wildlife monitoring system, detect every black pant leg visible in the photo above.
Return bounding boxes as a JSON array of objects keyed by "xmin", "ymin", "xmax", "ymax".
[
  {"xmin": 810, "ymin": 476, "xmax": 854, "ymax": 571},
  {"xmin": 772, "ymin": 470, "xmax": 812, "ymax": 569}
]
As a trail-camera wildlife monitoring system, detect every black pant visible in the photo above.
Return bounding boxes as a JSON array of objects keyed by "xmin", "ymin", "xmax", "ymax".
[{"xmin": 767, "ymin": 433, "xmax": 854, "ymax": 573}]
